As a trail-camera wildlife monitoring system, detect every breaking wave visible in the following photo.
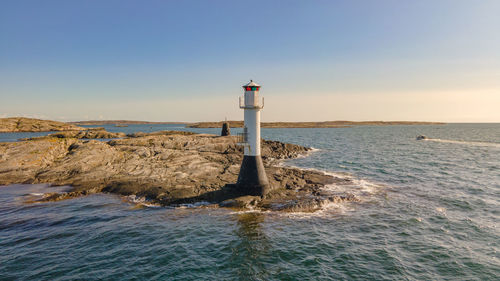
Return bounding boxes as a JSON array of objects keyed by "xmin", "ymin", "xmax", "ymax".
[
  {"xmin": 126, "ymin": 195, "xmax": 161, "ymax": 208},
  {"xmin": 278, "ymin": 162, "xmax": 387, "ymax": 197},
  {"xmin": 292, "ymin": 147, "xmax": 321, "ymax": 159}
]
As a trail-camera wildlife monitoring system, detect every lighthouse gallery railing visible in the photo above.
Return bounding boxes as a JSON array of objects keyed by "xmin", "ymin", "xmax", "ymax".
[
  {"xmin": 237, "ymin": 127, "xmax": 248, "ymax": 145},
  {"xmin": 239, "ymin": 96, "xmax": 264, "ymax": 109}
]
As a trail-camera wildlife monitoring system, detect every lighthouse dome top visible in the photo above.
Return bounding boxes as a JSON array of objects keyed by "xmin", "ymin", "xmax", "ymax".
[
  {"xmin": 243, "ymin": 80, "xmax": 261, "ymax": 91},
  {"xmin": 243, "ymin": 80, "xmax": 260, "ymax": 87}
]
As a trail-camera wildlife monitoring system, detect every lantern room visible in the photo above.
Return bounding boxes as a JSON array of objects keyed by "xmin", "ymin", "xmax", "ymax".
[{"xmin": 243, "ymin": 80, "xmax": 260, "ymax": 91}]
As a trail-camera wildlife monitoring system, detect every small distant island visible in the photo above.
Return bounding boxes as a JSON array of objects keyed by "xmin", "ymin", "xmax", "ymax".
[
  {"xmin": 188, "ymin": 120, "xmax": 445, "ymax": 128},
  {"xmin": 69, "ymin": 120, "xmax": 187, "ymax": 125},
  {"xmin": 0, "ymin": 117, "xmax": 84, "ymax": 133}
]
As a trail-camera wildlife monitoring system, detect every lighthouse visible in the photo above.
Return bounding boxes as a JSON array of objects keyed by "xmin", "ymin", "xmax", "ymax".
[{"xmin": 236, "ymin": 80, "xmax": 270, "ymax": 196}]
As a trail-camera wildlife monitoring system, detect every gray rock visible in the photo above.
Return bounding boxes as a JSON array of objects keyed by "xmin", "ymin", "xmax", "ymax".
[
  {"xmin": 220, "ymin": 195, "xmax": 260, "ymax": 208},
  {"xmin": 0, "ymin": 130, "xmax": 356, "ymax": 211},
  {"xmin": 22, "ymin": 128, "xmax": 125, "ymax": 140}
]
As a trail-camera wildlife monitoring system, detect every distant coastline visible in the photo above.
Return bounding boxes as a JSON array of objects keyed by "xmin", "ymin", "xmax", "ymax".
[
  {"xmin": 68, "ymin": 120, "xmax": 188, "ymax": 125},
  {"xmin": 1, "ymin": 118, "xmax": 446, "ymax": 132},
  {"xmin": 188, "ymin": 120, "xmax": 446, "ymax": 128}
]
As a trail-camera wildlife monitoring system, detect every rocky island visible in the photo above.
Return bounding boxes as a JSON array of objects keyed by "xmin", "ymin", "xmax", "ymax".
[
  {"xmin": 0, "ymin": 117, "xmax": 84, "ymax": 132},
  {"xmin": 0, "ymin": 129, "xmax": 357, "ymax": 212}
]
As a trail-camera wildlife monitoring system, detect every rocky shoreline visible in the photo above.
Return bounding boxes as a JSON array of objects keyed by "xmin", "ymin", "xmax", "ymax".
[{"xmin": 0, "ymin": 130, "xmax": 359, "ymax": 212}]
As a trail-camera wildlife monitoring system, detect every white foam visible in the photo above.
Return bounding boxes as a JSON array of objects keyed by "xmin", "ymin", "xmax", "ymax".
[
  {"xmin": 277, "ymin": 157, "xmax": 387, "ymax": 201},
  {"xmin": 126, "ymin": 195, "xmax": 161, "ymax": 208},
  {"xmin": 277, "ymin": 201, "xmax": 354, "ymax": 219},
  {"xmin": 351, "ymin": 178, "xmax": 386, "ymax": 194},
  {"xmin": 142, "ymin": 203, "xmax": 161, "ymax": 208},
  {"xmin": 28, "ymin": 193, "xmax": 44, "ymax": 196},
  {"xmin": 175, "ymin": 201, "xmax": 212, "ymax": 209},
  {"xmin": 436, "ymin": 207, "xmax": 446, "ymax": 213},
  {"xmin": 276, "ymin": 162, "xmax": 354, "ymax": 179},
  {"xmin": 228, "ymin": 209, "xmax": 271, "ymax": 215},
  {"xmin": 323, "ymin": 178, "xmax": 386, "ymax": 198},
  {"xmin": 424, "ymin": 138, "xmax": 500, "ymax": 148},
  {"xmin": 227, "ymin": 202, "xmax": 352, "ymax": 218}
]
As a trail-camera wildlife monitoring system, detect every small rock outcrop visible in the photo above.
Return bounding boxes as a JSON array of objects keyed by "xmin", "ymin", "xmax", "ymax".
[{"xmin": 22, "ymin": 128, "xmax": 126, "ymax": 140}]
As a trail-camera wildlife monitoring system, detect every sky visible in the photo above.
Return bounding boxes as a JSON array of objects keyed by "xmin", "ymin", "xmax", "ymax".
[{"xmin": 1, "ymin": 0, "xmax": 499, "ymax": 122}]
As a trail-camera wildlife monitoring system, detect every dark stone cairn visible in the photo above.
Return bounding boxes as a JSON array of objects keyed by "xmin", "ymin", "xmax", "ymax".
[{"xmin": 221, "ymin": 122, "xmax": 231, "ymax": 136}]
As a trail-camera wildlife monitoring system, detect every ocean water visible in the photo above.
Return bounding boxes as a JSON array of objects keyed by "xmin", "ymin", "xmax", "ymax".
[{"xmin": 1, "ymin": 124, "xmax": 499, "ymax": 280}]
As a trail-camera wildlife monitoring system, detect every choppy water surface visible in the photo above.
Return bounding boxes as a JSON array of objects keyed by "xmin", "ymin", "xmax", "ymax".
[{"xmin": 1, "ymin": 124, "xmax": 499, "ymax": 280}]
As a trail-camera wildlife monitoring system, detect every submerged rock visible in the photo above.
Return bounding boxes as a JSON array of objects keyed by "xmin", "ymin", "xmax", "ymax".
[{"xmin": 0, "ymin": 130, "xmax": 358, "ymax": 212}]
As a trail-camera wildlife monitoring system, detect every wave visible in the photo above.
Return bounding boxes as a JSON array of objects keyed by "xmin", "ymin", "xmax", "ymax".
[
  {"xmin": 126, "ymin": 195, "xmax": 216, "ymax": 209},
  {"xmin": 291, "ymin": 147, "xmax": 321, "ymax": 159},
  {"xmin": 277, "ymin": 155, "xmax": 388, "ymax": 196},
  {"xmin": 321, "ymin": 176, "xmax": 388, "ymax": 205},
  {"xmin": 176, "ymin": 201, "xmax": 213, "ymax": 209},
  {"xmin": 309, "ymin": 147, "xmax": 321, "ymax": 152},
  {"xmin": 276, "ymin": 162, "xmax": 385, "ymax": 193},
  {"xmin": 423, "ymin": 138, "xmax": 500, "ymax": 148},
  {"xmin": 273, "ymin": 162, "xmax": 388, "ymax": 219},
  {"xmin": 126, "ymin": 195, "xmax": 161, "ymax": 208},
  {"xmin": 228, "ymin": 204, "xmax": 351, "ymax": 219},
  {"xmin": 28, "ymin": 193, "xmax": 44, "ymax": 196},
  {"xmin": 276, "ymin": 201, "xmax": 355, "ymax": 219}
]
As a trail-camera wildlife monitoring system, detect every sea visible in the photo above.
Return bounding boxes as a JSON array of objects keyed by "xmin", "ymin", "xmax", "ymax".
[{"xmin": 0, "ymin": 123, "xmax": 499, "ymax": 280}]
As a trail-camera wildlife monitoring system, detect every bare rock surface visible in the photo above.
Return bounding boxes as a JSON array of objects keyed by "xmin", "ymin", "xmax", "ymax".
[
  {"xmin": 126, "ymin": 130, "xmax": 195, "ymax": 138},
  {"xmin": 0, "ymin": 130, "xmax": 358, "ymax": 211},
  {"xmin": 0, "ymin": 117, "xmax": 84, "ymax": 132},
  {"xmin": 23, "ymin": 128, "xmax": 126, "ymax": 140}
]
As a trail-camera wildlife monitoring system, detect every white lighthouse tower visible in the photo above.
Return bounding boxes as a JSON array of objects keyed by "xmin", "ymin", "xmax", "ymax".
[{"xmin": 237, "ymin": 80, "xmax": 269, "ymax": 196}]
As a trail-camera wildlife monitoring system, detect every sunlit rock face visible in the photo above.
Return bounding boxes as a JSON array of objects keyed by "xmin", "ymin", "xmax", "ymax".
[{"xmin": 0, "ymin": 117, "xmax": 84, "ymax": 132}]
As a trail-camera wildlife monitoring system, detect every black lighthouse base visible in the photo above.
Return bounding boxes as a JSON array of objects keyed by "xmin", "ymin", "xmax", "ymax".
[{"xmin": 236, "ymin": 155, "xmax": 270, "ymax": 196}]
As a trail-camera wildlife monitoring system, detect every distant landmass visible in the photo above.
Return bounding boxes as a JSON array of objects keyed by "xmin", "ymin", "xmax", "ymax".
[
  {"xmin": 0, "ymin": 118, "xmax": 445, "ymax": 132},
  {"xmin": 0, "ymin": 117, "xmax": 84, "ymax": 132},
  {"xmin": 69, "ymin": 120, "xmax": 188, "ymax": 125},
  {"xmin": 188, "ymin": 121, "xmax": 445, "ymax": 128}
]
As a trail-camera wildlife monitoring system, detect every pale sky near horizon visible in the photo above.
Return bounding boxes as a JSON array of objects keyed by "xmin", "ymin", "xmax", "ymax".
[{"xmin": 1, "ymin": 0, "xmax": 499, "ymax": 122}]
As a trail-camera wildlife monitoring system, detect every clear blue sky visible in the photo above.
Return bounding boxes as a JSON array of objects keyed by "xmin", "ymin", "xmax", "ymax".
[{"xmin": 1, "ymin": 0, "xmax": 499, "ymax": 122}]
